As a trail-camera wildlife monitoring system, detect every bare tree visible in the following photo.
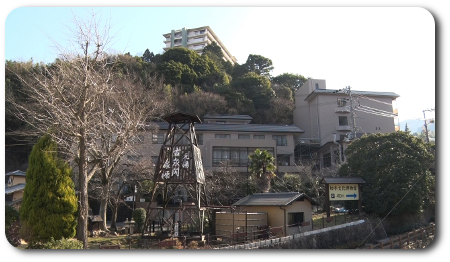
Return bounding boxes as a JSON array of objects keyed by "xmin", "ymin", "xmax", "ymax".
[
  {"xmin": 5, "ymin": 12, "xmax": 170, "ymax": 247},
  {"xmin": 205, "ymin": 162, "xmax": 248, "ymax": 206},
  {"xmin": 176, "ymin": 90, "xmax": 229, "ymax": 119}
]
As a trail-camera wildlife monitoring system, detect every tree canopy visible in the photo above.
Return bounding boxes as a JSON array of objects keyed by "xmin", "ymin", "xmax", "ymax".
[{"xmin": 337, "ymin": 132, "xmax": 435, "ymax": 217}]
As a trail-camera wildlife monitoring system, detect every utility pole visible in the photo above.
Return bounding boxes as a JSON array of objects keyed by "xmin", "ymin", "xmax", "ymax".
[
  {"xmin": 345, "ymin": 86, "xmax": 357, "ymax": 139},
  {"xmin": 333, "ymin": 86, "xmax": 357, "ymax": 140},
  {"xmin": 422, "ymin": 108, "xmax": 435, "ymax": 143}
]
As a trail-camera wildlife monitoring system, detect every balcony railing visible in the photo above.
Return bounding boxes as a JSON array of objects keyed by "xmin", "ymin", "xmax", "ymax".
[
  {"xmin": 336, "ymin": 125, "xmax": 352, "ymax": 131},
  {"xmin": 335, "ymin": 106, "xmax": 351, "ymax": 113}
]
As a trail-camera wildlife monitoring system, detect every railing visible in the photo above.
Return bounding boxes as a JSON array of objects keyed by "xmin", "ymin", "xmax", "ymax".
[
  {"xmin": 313, "ymin": 213, "xmax": 362, "ymax": 230},
  {"xmin": 362, "ymin": 223, "xmax": 435, "ymax": 249}
]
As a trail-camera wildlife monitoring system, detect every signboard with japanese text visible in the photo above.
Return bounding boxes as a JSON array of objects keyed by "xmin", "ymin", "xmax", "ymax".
[{"xmin": 329, "ymin": 183, "xmax": 359, "ymax": 201}]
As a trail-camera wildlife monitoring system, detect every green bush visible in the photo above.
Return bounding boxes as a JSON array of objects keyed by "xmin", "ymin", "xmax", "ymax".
[
  {"xmin": 132, "ymin": 208, "xmax": 146, "ymax": 233},
  {"xmin": 19, "ymin": 135, "xmax": 78, "ymax": 244},
  {"xmin": 28, "ymin": 237, "xmax": 83, "ymax": 249}
]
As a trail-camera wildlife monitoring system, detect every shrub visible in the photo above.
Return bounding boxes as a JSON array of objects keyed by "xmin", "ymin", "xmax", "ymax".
[
  {"xmin": 6, "ymin": 205, "xmax": 21, "ymax": 247},
  {"xmin": 30, "ymin": 238, "xmax": 84, "ymax": 249},
  {"xmin": 132, "ymin": 208, "xmax": 146, "ymax": 233},
  {"xmin": 19, "ymin": 135, "xmax": 78, "ymax": 244},
  {"xmin": 188, "ymin": 240, "xmax": 199, "ymax": 249}
]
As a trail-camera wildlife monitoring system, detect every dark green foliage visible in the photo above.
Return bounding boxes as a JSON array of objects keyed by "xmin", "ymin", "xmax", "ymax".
[
  {"xmin": 338, "ymin": 132, "xmax": 434, "ymax": 217},
  {"xmin": 142, "ymin": 48, "xmax": 154, "ymax": 63},
  {"xmin": 6, "ymin": 205, "xmax": 21, "ymax": 247},
  {"xmin": 132, "ymin": 208, "xmax": 146, "ymax": 232},
  {"xmin": 244, "ymin": 54, "xmax": 274, "ymax": 78},
  {"xmin": 272, "ymin": 73, "xmax": 307, "ymax": 91},
  {"xmin": 202, "ymin": 41, "xmax": 223, "ymax": 58},
  {"xmin": 5, "ymin": 205, "xmax": 20, "ymax": 227},
  {"xmin": 19, "ymin": 135, "xmax": 78, "ymax": 244}
]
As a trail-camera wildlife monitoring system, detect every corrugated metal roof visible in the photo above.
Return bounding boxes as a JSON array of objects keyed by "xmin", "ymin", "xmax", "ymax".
[
  {"xmin": 6, "ymin": 170, "xmax": 26, "ymax": 177},
  {"xmin": 233, "ymin": 192, "xmax": 319, "ymax": 206},
  {"xmin": 153, "ymin": 122, "xmax": 304, "ymax": 134},
  {"xmin": 321, "ymin": 177, "xmax": 365, "ymax": 184},
  {"xmin": 5, "ymin": 183, "xmax": 26, "ymax": 194},
  {"xmin": 305, "ymin": 89, "xmax": 400, "ymax": 101}
]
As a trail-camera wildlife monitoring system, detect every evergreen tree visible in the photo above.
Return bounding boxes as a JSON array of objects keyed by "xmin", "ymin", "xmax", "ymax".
[
  {"xmin": 142, "ymin": 48, "xmax": 154, "ymax": 63},
  {"xmin": 338, "ymin": 132, "xmax": 434, "ymax": 217},
  {"xmin": 20, "ymin": 135, "xmax": 78, "ymax": 244}
]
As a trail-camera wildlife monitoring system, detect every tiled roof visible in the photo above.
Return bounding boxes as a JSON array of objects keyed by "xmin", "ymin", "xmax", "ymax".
[
  {"xmin": 320, "ymin": 177, "xmax": 366, "ymax": 184},
  {"xmin": 204, "ymin": 114, "xmax": 253, "ymax": 120},
  {"xmin": 153, "ymin": 122, "xmax": 304, "ymax": 134},
  {"xmin": 6, "ymin": 170, "xmax": 26, "ymax": 177},
  {"xmin": 5, "ymin": 183, "xmax": 26, "ymax": 194},
  {"xmin": 233, "ymin": 192, "xmax": 319, "ymax": 206}
]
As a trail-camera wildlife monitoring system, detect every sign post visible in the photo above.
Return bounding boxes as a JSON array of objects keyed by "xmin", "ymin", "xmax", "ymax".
[{"xmin": 320, "ymin": 177, "xmax": 365, "ymax": 217}]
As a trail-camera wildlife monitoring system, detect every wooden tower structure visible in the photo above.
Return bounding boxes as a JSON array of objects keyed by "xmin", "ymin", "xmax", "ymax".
[{"xmin": 145, "ymin": 112, "xmax": 208, "ymax": 235}]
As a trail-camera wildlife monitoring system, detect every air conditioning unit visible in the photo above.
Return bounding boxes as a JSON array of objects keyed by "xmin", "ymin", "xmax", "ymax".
[{"xmin": 347, "ymin": 133, "xmax": 353, "ymax": 140}]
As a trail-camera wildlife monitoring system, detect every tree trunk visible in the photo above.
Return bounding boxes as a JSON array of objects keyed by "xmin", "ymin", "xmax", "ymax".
[
  {"xmin": 77, "ymin": 135, "xmax": 89, "ymax": 249},
  {"xmin": 99, "ymin": 186, "xmax": 109, "ymax": 231},
  {"xmin": 99, "ymin": 169, "xmax": 109, "ymax": 231},
  {"xmin": 110, "ymin": 203, "xmax": 118, "ymax": 231}
]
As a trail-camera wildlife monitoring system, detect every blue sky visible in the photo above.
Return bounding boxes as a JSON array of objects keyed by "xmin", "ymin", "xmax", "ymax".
[{"xmin": 4, "ymin": 6, "xmax": 436, "ymax": 122}]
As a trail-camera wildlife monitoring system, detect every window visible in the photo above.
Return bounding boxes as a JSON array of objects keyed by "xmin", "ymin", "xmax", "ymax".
[
  {"xmin": 277, "ymin": 154, "xmax": 290, "ymax": 166},
  {"xmin": 213, "ymin": 147, "xmax": 274, "ymax": 166},
  {"xmin": 338, "ymin": 116, "xmax": 349, "ymax": 126},
  {"xmin": 323, "ymin": 153, "xmax": 331, "ymax": 168},
  {"xmin": 288, "ymin": 212, "xmax": 304, "ymax": 227},
  {"xmin": 216, "ymin": 121, "xmax": 225, "ymax": 124},
  {"xmin": 151, "ymin": 156, "xmax": 159, "ymax": 166},
  {"xmin": 127, "ymin": 155, "xmax": 141, "ymax": 162},
  {"xmin": 174, "ymin": 134, "xmax": 189, "ymax": 145},
  {"xmin": 131, "ymin": 134, "xmax": 144, "ymax": 144},
  {"xmin": 152, "ymin": 133, "xmax": 165, "ymax": 144},
  {"xmin": 197, "ymin": 134, "xmax": 203, "ymax": 145},
  {"xmin": 273, "ymin": 135, "xmax": 287, "ymax": 146},
  {"xmin": 315, "ymin": 83, "xmax": 319, "ymax": 89},
  {"xmin": 215, "ymin": 134, "xmax": 231, "ymax": 139},
  {"xmin": 199, "ymin": 30, "xmax": 205, "ymax": 34},
  {"xmin": 253, "ymin": 135, "xmax": 265, "ymax": 140},
  {"xmin": 238, "ymin": 134, "xmax": 250, "ymax": 139},
  {"xmin": 337, "ymin": 98, "xmax": 348, "ymax": 107}
]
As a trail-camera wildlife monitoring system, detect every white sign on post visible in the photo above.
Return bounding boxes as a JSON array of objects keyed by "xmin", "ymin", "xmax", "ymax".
[{"xmin": 329, "ymin": 184, "xmax": 359, "ymax": 200}]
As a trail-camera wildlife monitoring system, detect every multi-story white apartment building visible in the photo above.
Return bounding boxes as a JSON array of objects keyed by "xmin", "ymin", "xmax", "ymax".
[
  {"xmin": 163, "ymin": 26, "xmax": 237, "ymax": 65},
  {"xmin": 135, "ymin": 114, "xmax": 303, "ymax": 175},
  {"xmin": 293, "ymin": 79, "xmax": 400, "ymax": 170}
]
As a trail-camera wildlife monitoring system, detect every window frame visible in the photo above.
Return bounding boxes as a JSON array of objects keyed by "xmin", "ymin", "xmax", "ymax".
[
  {"xmin": 215, "ymin": 134, "xmax": 231, "ymax": 139},
  {"xmin": 272, "ymin": 135, "xmax": 288, "ymax": 146},
  {"xmin": 152, "ymin": 133, "xmax": 165, "ymax": 144},
  {"xmin": 338, "ymin": 116, "xmax": 349, "ymax": 126},
  {"xmin": 288, "ymin": 212, "xmax": 304, "ymax": 227}
]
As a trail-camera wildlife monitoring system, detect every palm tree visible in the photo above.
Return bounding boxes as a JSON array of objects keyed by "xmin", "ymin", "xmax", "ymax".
[{"xmin": 248, "ymin": 149, "xmax": 276, "ymax": 193}]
